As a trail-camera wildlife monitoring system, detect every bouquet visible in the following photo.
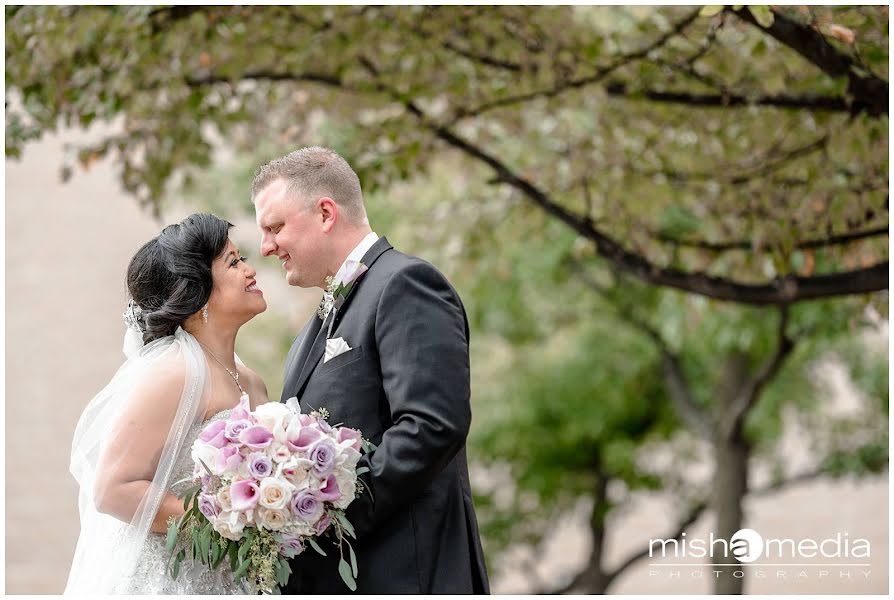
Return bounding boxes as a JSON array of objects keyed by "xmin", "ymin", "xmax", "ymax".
[{"xmin": 166, "ymin": 395, "xmax": 372, "ymax": 593}]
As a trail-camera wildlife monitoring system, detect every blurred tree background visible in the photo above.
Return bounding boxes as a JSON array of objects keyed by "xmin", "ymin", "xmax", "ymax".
[{"xmin": 7, "ymin": 5, "xmax": 888, "ymax": 594}]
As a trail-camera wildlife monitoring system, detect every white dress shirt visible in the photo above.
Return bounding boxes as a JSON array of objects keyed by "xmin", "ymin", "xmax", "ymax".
[{"xmin": 333, "ymin": 231, "xmax": 379, "ymax": 287}]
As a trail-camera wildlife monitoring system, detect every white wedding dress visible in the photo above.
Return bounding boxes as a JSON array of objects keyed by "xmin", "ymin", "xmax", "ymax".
[
  {"xmin": 66, "ymin": 327, "xmax": 254, "ymax": 595},
  {"xmin": 115, "ymin": 408, "xmax": 250, "ymax": 594}
]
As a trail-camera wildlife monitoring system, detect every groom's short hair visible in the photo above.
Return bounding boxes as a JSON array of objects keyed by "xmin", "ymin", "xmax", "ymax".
[{"xmin": 251, "ymin": 146, "xmax": 367, "ymax": 225}]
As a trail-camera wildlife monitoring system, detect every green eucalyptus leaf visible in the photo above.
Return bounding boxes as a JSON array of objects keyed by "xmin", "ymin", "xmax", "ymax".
[
  {"xmin": 308, "ymin": 538, "xmax": 327, "ymax": 556},
  {"xmin": 338, "ymin": 558, "xmax": 357, "ymax": 591},
  {"xmin": 348, "ymin": 542, "xmax": 358, "ymax": 578},
  {"xmin": 166, "ymin": 521, "xmax": 179, "ymax": 553}
]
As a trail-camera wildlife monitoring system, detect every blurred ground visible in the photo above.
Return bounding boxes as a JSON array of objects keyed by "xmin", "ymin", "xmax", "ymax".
[{"xmin": 5, "ymin": 129, "xmax": 888, "ymax": 594}]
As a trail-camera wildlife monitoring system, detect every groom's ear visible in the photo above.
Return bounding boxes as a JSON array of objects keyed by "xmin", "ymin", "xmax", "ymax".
[{"xmin": 318, "ymin": 196, "xmax": 338, "ymax": 232}]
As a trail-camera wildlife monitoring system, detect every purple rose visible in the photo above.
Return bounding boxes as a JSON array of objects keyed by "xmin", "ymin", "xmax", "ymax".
[
  {"xmin": 198, "ymin": 420, "xmax": 228, "ymax": 449},
  {"xmin": 314, "ymin": 512, "xmax": 332, "ymax": 535},
  {"xmin": 198, "ymin": 493, "xmax": 220, "ymax": 519},
  {"xmin": 230, "ymin": 480, "xmax": 260, "ymax": 511},
  {"xmin": 225, "ymin": 419, "xmax": 252, "ymax": 442},
  {"xmin": 248, "ymin": 453, "xmax": 273, "ymax": 479},
  {"xmin": 239, "ymin": 425, "xmax": 273, "ymax": 450},
  {"xmin": 277, "ymin": 534, "xmax": 304, "ymax": 558},
  {"xmin": 310, "ymin": 439, "xmax": 337, "ymax": 477},
  {"xmin": 315, "ymin": 474, "xmax": 341, "ymax": 502},
  {"xmin": 290, "ymin": 490, "xmax": 324, "ymax": 523},
  {"xmin": 316, "ymin": 418, "xmax": 332, "ymax": 434}
]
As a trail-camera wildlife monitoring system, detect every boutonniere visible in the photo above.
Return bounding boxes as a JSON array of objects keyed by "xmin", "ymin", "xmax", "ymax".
[{"xmin": 317, "ymin": 261, "xmax": 369, "ymax": 321}]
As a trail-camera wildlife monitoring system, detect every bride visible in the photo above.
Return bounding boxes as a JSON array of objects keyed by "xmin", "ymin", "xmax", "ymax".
[{"xmin": 65, "ymin": 213, "xmax": 270, "ymax": 594}]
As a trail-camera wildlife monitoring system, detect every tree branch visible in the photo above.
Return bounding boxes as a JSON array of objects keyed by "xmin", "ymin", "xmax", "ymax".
[
  {"xmin": 442, "ymin": 39, "xmax": 523, "ymax": 72},
  {"xmin": 603, "ymin": 499, "xmax": 709, "ymax": 589},
  {"xmin": 721, "ymin": 305, "xmax": 795, "ymax": 440},
  {"xmin": 603, "ymin": 81, "xmax": 853, "ymax": 113},
  {"xmin": 451, "ymin": 7, "xmax": 703, "ymax": 121},
  {"xmin": 632, "ymin": 134, "xmax": 830, "ymax": 186},
  {"xmin": 570, "ymin": 264, "xmax": 714, "ymax": 439},
  {"xmin": 731, "ymin": 6, "xmax": 888, "ymax": 117},
  {"xmin": 147, "ymin": 6, "xmax": 209, "ymax": 35},
  {"xmin": 190, "ymin": 56, "xmax": 888, "ymax": 305},
  {"xmin": 656, "ymin": 223, "xmax": 889, "ymax": 253},
  {"xmin": 415, "ymin": 114, "xmax": 889, "ymax": 304},
  {"xmin": 184, "ymin": 69, "xmax": 342, "ymax": 88},
  {"xmin": 542, "ymin": 465, "xmax": 833, "ymax": 594}
]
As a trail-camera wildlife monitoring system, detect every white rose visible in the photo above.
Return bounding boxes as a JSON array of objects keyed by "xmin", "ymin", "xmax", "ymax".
[
  {"xmin": 214, "ymin": 510, "xmax": 246, "ymax": 541},
  {"xmin": 335, "ymin": 445, "xmax": 362, "ymax": 470},
  {"xmin": 216, "ymin": 486, "xmax": 233, "ymax": 512},
  {"xmin": 254, "ymin": 402, "xmax": 292, "ymax": 442},
  {"xmin": 333, "ymin": 466, "xmax": 357, "ymax": 510},
  {"xmin": 267, "ymin": 442, "xmax": 291, "ymax": 463},
  {"xmin": 280, "ymin": 456, "xmax": 315, "ymax": 489},
  {"xmin": 191, "ymin": 442, "xmax": 222, "ymax": 476},
  {"xmin": 257, "ymin": 507, "xmax": 289, "ymax": 531},
  {"xmin": 281, "ymin": 520, "xmax": 315, "ymax": 538},
  {"xmin": 259, "ymin": 477, "xmax": 294, "ymax": 510}
]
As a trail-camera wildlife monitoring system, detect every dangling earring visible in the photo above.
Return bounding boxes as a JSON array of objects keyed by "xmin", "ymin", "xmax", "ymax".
[{"xmin": 202, "ymin": 304, "xmax": 209, "ymax": 324}]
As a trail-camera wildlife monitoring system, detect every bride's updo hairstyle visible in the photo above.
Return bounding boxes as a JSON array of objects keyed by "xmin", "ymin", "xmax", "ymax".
[{"xmin": 126, "ymin": 213, "xmax": 233, "ymax": 344}]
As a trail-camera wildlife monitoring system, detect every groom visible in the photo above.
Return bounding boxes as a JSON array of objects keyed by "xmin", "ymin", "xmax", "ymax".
[{"xmin": 252, "ymin": 147, "xmax": 490, "ymax": 594}]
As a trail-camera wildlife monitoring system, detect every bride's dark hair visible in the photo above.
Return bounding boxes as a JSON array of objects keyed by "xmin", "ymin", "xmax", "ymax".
[{"xmin": 126, "ymin": 213, "xmax": 233, "ymax": 344}]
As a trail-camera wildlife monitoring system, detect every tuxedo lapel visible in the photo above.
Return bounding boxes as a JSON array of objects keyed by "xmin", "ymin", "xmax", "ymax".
[
  {"xmin": 290, "ymin": 310, "xmax": 331, "ymax": 398},
  {"xmin": 281, "ymin": 313, "xmax": 323, "ymax": 401},
  {"xmin": 288, "ymin": 237, "xmax": 394, "ymax": 399}
]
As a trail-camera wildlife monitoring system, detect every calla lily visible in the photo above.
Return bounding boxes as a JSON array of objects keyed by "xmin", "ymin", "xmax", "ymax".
[
  {"xmin": 315, "ymin": 474, "xmax": 341, "ymax": 502},
  {"xmin": 198, "ymin": 420, "xmax": 228, "ymax": 449},
  {"xmin": 239, "ymin": 425, "xmax": 274, "ymax": 450},
  {"xmin": 230, "ymin": 480, "xmax": 260, "ymax": 511}
]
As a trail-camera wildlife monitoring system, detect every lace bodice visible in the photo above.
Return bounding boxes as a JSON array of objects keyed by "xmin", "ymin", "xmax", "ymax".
[{"xmin": 116, "ymin": 409, "xmax": 250, "ymax": 595}]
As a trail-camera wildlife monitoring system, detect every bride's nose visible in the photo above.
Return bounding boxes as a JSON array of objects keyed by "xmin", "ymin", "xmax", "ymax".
[{"xmin": 244, "ymin": 263, "xmax": 257, "ymax": 278}]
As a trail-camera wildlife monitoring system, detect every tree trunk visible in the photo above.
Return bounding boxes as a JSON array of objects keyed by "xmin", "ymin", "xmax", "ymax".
[
  {"xmin": 568, "ymin": 473, "xmax": 613, "ymax": 593},
  {"xmin": 711, "ymin": 352, "xmax": 751, "ymax": 595}
]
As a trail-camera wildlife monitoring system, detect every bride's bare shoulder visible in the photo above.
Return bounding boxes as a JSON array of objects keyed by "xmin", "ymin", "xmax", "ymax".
[{"xmin": 240, "ymin": 366, "xmax": 270, "ymax": 409}]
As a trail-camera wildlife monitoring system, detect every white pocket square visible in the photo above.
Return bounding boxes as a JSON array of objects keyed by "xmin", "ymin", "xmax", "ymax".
[{"xmin": 324, "ymin": 337, "xmax": 353, "ymax": 363}]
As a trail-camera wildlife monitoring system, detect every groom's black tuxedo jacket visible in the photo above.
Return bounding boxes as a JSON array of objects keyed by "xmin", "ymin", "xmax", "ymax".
[{"xmin": 280, "ymin": 237, "xmax": 490, "ymax": 594}]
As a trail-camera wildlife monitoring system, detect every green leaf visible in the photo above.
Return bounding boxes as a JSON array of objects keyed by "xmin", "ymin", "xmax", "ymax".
[
  {"xmin": 749, "ymin": 5, "xmax": 774, "ymax": 27},
  {"xmin": 335, "ymin": 512, "xmax": 356, "ymax": 539},
  {"xmin": 238, "ymin": 539, "xmax": 252, "ymax": 561},
  {"xmin": 234, "ymin": 557, "xmax": 251, "ymax": 581},
  {"xmin": 172, "ymin": 550, "xmax": 183, "ymax": 580},
  {"xmin": 355, "ymin": 466, "xmax": 370, "ymax": 476},
  {"xmin": 211, "ymin": 538, "xmax": 230, "ymax": 569},
  {"xmin": 338, "ymin": 558, "xmax": 357, "ymax": 591},
  {"xmin": 275, "ymin": 557, "xmax": 291, "ymax": 586},
  {"xmin": 211, "ymin": 538, "xmax": 221, "ymax": 566},
  {"xmin": 308, "ymin": 538, "xmax": 327, "ymax": 556},
  {"xmin": 198, "ymin": 458, "xmax": 213, "ymax": 476},
  {"xmin": 200, "ymin": 529, "xmax": 211, "ymax": 562},
  {"xmin": 228, "ymin": 539, "xmax": 239, "ymax": 571},
  {"xmin": 166, "ymin": 521, "xmax": 179, "ymax": 553},
  {"xmin": 348, "ymin": 542, "xmax": 358, "ymax": 578},
  {"xmin": 699, "ymin": 5, "xmax": 724, "ymax": 17}
]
